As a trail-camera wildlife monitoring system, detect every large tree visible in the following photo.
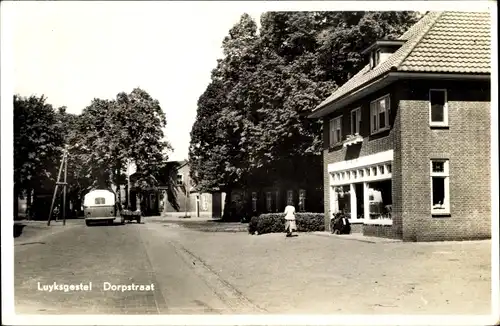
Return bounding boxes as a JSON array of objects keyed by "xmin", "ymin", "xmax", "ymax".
[
  {"xmin": 189, "ymin": 14, "xmax": 259, "ymax": 193},
  {"xmin": 191, "ymin": 11, "xmax": 421, "ymax": 216},
  {"xmin": 14, "ymin": 94, "xmax": 65, "ymax": 219},
  {"xmin": 74, "ymin": 88, "xmax": 171, "ymax": 204}
]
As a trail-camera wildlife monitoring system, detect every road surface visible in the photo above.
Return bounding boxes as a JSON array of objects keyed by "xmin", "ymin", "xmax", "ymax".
[
  {"xmin": 13, "ymin": 218, "xmax": 492, "ymax": 316},
  {"xmin": 14, "ymin": 219, "xmax": 260, "ymax": 314}
]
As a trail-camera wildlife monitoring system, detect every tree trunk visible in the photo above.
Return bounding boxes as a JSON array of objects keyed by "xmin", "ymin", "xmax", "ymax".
[
  {"xmin": 222, "ymin": 188, "xmax": 232, "ymax": 221},
  {"xmin": 113, "ymin": 166, "xmax": 122, "ymax": 209}
]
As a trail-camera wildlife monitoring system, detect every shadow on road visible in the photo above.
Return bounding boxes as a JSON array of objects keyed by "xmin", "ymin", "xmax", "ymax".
[
  {"xmin": 86, "ymin": 221, "xmax": 126, "ymax": 227},
  {"xmin": 16, "ymin": 241, "xmax": 46, "ymax": 246},
  {"xmin": 164, "ymin": 219, "xmax": 249, "ymax": 233},
  {"xmin": 14, "ymin": 223, "xmax": 26, "ymax": 238},
  {"xmin": 86, "ymin": 221, "xmax": 145, "ymax": 227}
]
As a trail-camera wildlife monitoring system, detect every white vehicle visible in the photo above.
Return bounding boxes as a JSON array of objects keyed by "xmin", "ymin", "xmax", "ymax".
[{"xmin": 83, "ymin": 189, "xmax": 124, "ymax": 226}]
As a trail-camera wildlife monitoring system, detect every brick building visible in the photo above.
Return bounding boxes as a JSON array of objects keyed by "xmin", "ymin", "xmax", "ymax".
[
  {"xmin": 308, "ymin": 11, "xmax": 492, "ymax": 241},
  {"xmin": 227, "ymin": 155, "xmax": 324, "ymax": 220}
]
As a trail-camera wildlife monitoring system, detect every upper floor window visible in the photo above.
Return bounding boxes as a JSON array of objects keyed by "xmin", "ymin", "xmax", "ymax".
[
  {"xmin": 350, "ymin": 108, "xmax": 361, "ymax": 135},
  {"xmin": 429, "ymin": 89, "xmax": 448, "ymax": 127},
  {"xmin": 176, "ymin": 173, "xmax": 183, "ymax": 186},
  {"xmin": 370, "ymin": 95, "xmax": 390, "ymax": 134},
  {"xmin": 329, "ymin": 116, "xmax": 342, "ymax": 147}
]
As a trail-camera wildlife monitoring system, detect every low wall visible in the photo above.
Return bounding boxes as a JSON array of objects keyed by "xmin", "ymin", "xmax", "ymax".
[{"xmin": 363, "ymin": 224, "xmax": 401, "ymax": 239}]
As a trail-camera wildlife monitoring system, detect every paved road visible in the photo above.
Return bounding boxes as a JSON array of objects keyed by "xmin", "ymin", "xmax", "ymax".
[
  {"xmin": 14, "ymin": 218, "xmax": 492, "ymax": 316},
  {"xmin": 14, "ymin": 219, "xmax": 258, "ymax": 314}
]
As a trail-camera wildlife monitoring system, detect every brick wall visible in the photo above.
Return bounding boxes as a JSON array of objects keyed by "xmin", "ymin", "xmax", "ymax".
[
  {"xmin": 322, "ymin": 84, "xmax": 398, "ymax": 233},
  {"xmin": 399, "ymin": 79, "xmax": 491, "ymax": 241},
  {"xmin": 321, "ymin": 78, "xmax": 491, "ymax": 241},
  {"xmin": 363, "ymin": 224, "xmax": 398, "ymax": 238}
]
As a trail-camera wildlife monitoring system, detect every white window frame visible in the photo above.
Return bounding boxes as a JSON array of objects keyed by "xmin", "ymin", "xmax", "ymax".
[
  {"xmin": 370, "ymin": 94, "xmax": 391, "ymax": 135},
  {"xmin": 298, "ymin": 189, "xmax": 306, "ymax": 212},
  {"xmin": 176, "ymin": 173, "xmax": 183, "ymax": 186},
  {"xmin": 429, "ymin": 89, "xmax": 448, "ymax": 127},
  {"xmin": 430, "ymin": 159, "xmax": 450, "ymax": 215},
  {"xmin": 329, "ymin": 116, "xmax": 342, "ymax": 147},
  {"xmin": 350, "ymin": 107, "xmax": 361, "ymax": 135},
  {"xmin": 266, "ymin": 192, "xmax": 272, "ymax": 212},
  {"xmin": 251, "ymin": 192, "xmax": 257, "ymax": 212}
]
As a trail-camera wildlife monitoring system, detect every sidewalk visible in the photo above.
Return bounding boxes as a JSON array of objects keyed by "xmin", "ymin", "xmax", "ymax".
[
  {"xmin": 14, "ymin": 219, "xmax": 81, "ymax": 244},
  {"xmin": 162, "ymin": 225, "xmax": 492, "ymax": 315},
  {"xmin": 311, "ymin": 231, "xmax": 403, "ymax": 243}
]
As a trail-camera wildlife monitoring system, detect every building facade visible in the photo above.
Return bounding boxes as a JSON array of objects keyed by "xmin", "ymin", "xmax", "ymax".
[
  {"xmin": 161, "ymin": 160, "xmax": 225, "ymax": 218},
  {"xmin": 229, "ymin": 183, "xmax": 323, "ymax": 219},
  {"xmin": 309, "ymin": 11, "xmax": 492, "ymax": 241}
]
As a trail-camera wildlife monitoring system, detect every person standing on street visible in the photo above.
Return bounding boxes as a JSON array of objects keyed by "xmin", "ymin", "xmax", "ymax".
[{"xmin": 284, "ymin": 203, "xmax": 297, "ymax": 237}]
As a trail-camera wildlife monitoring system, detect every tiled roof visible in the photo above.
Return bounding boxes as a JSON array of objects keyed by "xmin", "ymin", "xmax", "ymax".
[{"xmin": 314, "ymin": 11, "xmax": 491, "ymax": 112}]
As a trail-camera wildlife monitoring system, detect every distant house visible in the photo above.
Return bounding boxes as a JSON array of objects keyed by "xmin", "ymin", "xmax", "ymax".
[
  {"xmin": 159, "ymin": 160, "xmax": 225, "ymax": 218},
  {"xmin": 308, "ymin": 11, "xmax": 491, "ymax": 241}
]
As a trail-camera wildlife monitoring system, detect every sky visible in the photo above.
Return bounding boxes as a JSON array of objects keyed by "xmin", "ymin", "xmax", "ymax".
[
  {"xmin": 9, "ymin": 1, "xmax": 264, "ymax": 162},
  {"xmin": 6, "ymin": 1, "xmax": 494, "ymax": 162}
]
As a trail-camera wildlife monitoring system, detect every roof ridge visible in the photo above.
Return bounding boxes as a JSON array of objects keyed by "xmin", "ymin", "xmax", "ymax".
[{"xmin": 392, "ymin": 11, "xmax": 445, "ymax": 69}]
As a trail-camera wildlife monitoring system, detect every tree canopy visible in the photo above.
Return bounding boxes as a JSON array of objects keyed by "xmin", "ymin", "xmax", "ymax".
[
  {"xmin": 189, "ymin": 11, "xmax": 420, "ymax": 193},
  {"xmin": 14, "ymin": 87, "xmax": 172, "ymax": 218},
  {"xmin": 14, "ymin": 95, "xmax": 64, "ymax": 196}
]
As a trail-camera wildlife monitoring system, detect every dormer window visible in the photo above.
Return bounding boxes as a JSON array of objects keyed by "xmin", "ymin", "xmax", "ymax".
[
  {"xmin": 370, "ymin": 49, "xmax": 381, "ymax": 69},
  {"xmin": 363, "ymin": 39, "xmax": 406, "ymax": 70}
]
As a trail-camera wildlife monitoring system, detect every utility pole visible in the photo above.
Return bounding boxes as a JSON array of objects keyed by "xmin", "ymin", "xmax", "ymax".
[
  {"xmin": 127, "ymin": 160, "xmax": 131, "ymax": 210},
  {"xmin": 48, "ymin": 148, "xmax": 68, "ymax": 226},
  {"xmin": 62, "ymin": 150, "xmax": 67, "ymax": 226}
]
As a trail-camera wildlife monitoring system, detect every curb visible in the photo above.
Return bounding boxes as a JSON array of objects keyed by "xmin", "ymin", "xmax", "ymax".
[{"xmin": 309, "ymin": 231, "xmax": 403, "ymax": 243}]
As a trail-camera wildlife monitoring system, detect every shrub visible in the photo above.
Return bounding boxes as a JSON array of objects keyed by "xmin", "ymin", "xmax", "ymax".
[
  {"xmin": 297, "ymin": 213, "xmax": 325, "ymax": 232},
  {"xmin": 249, "ymin": 212, "xmax": 325, "ymax": 235}
]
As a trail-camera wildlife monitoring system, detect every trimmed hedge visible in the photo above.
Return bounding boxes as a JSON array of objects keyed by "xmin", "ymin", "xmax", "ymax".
[{"xmin": 248, "ymin": 212, "xmax": 325, "ymax": 235}]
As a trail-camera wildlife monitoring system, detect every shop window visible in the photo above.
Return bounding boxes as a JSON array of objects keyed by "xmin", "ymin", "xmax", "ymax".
[
  {"xmin": 336, "ymin": 185, "xmax": 351, "ymax": 218},
  {"xmin": 367, "ymin": 180, "xmax": 392, "ymax": 220}
]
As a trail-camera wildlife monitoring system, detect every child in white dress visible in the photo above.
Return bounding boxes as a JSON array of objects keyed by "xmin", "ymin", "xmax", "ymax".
[{"xmin": 284, "ymin": 204, "xmax": 297, "ymax": 237}]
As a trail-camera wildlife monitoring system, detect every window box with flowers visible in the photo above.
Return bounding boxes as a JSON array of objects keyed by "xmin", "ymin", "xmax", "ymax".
[{"xmin": 343, "ymin": 133, "xmax": 364, "ymax": 147}]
